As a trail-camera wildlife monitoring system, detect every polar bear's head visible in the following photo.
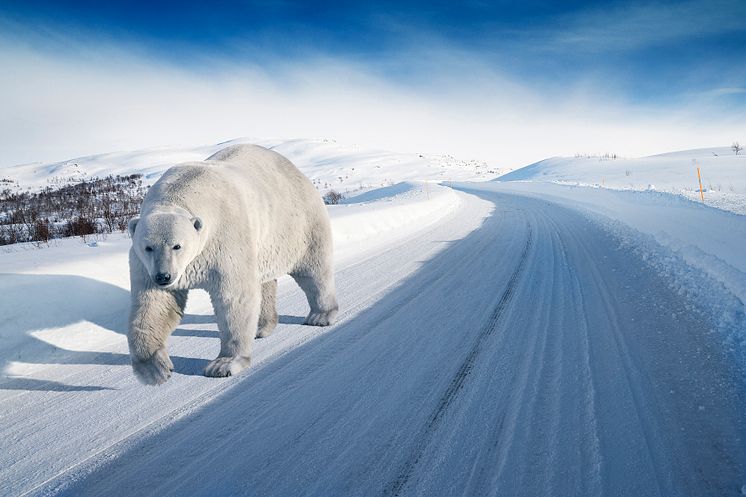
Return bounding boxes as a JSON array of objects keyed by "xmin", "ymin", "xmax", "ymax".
[{"xmin": 128, "ymin": 211, "xmax": 204, "ymax": 288}]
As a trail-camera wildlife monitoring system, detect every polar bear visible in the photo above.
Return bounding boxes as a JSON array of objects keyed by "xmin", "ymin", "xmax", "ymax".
[{"xmin": 127, "ymin": 144, "xmax": 338, "ymax": 385}]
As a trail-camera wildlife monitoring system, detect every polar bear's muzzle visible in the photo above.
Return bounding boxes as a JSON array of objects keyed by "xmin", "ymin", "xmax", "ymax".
[{"xmin": 154, "ymin": 272, "xmax": 173, "ymax": 286}]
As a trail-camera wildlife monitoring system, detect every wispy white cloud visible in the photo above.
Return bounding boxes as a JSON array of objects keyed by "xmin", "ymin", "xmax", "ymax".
[
  {"xmin": 0, "ymin": 23, "xmax": 743, "ymax": 170},
  {"xmin": 517, "ymin": 0, "xmax": 746, "ymax": 53},
  {"xmin": 700, "ymin": 87, "xmax": 746, "ymax": 97}
]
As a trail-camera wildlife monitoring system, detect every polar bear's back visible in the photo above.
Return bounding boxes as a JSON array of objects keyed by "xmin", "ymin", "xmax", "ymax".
[
  {"xmin": 206, "ymin": 144, "xmax": 319, "ymax": 203},
  {"xmin": 204, "ymin": 144, "xmax": 331, "ymax": 280},
  {"xmin": 207, "ymin": 143, "xmax": 284, "ymax": 165}
]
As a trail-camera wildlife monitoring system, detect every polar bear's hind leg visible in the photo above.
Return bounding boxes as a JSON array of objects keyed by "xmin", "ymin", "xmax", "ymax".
[
  {"xmin": 257, "ymin": 279, "xmax": 278, "ymax": 338},
  {"xmin": 292, "ymin": 268, "xmax": 338, "ymax": 327}
]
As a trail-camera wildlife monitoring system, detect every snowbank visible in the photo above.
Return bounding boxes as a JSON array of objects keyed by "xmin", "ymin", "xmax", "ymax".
[{"xmin": 330, "ymin": 181, "xmax": 461, "ymax": 259}]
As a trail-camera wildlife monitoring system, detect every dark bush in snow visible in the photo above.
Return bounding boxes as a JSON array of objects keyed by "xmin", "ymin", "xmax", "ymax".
[
  {"xmin": 323, "ymin": 190, "xmax": 345, "ymax": 205},
  {"xmin": 0, "ymin": 174, "xmax": 147, "ymax": 245}
]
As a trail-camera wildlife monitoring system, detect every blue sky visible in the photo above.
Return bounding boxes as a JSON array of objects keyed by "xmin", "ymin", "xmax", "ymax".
[{"xmin": 1, "ymin": 0, "xmax": 745, "ymax": 167}]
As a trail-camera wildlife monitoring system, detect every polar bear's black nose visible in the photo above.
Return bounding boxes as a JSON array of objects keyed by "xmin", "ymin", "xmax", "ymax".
[{"xmin": 155, "ymin": 272, "xmax": 172, "ymax": 285}]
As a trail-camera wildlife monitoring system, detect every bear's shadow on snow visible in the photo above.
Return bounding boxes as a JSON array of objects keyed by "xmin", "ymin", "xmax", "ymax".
[
  {"xmin": 1, "ymin": 377, "xmax": 116, "ymax": 392},
  {"xmin": 174, "ymin": 314, "xmax": 306, "ymax": 334},
  {"xmin": 279, "ymin": 315, "xmax": 306, "ymax": 325},
  {"xmin": 0, "ymin": 273, "xmax": 234, "ymax": 391}
]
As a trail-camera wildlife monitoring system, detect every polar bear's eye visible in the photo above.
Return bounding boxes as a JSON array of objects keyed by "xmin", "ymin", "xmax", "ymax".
[
  {"xmin": 173, "ymin": 244, "xmax": 182, "ymax": 250},
  {"xmin": 145, "ymin": 246, "xmax": 153, "ymax": 252}
]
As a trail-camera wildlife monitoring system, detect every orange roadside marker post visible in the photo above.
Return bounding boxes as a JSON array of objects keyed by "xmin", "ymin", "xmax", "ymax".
[{"xmin": 696, "ymin": 162, "xmax": 704, "ymax": 202}]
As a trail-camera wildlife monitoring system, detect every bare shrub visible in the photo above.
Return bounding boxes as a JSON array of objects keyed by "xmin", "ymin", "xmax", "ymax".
[
  {"xmin": 65, "ymin": 216, "xmax": 97, "ymax": 239},
  {"xmin": 0, "ymin": 174, "xmax": 146, "ymax": 245},
  {"xmin": 31, "ymin": 218, "xmax": 52, "ymax": 244},
  {"xmin": 323, "ymin": 190, "xmax": 345, "ymax": 205}
]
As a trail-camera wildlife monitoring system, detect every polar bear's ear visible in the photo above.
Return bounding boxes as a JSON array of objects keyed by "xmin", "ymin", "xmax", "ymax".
[
  {"xmin": 128, "ymin": 217, "xmax": 139, "ymax": 237},
  {"xmin": 192, "ymin": 217, "xmax": 203, "ymax": 232}
]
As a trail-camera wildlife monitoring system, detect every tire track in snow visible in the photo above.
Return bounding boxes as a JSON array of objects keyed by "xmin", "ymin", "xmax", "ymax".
[
  {"xmin": 382, "ymin": 224, "xmax": 533, "ymax": 497},
  {"xmin": 551, "ymin": 216, "xmax": 603, "ymax": 495},
  {"xmin": 578, "ymin": 231, "xmax": 671, "ymax": 496},
  {"xmin": 459, "ymin": 211, "xmax": 574, "ymax": 496}
]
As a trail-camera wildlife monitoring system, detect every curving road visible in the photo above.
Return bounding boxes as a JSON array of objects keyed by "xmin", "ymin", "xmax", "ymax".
[{"xmin": 7, "ymin": 184, "xmax": 746, "ymax": 497}]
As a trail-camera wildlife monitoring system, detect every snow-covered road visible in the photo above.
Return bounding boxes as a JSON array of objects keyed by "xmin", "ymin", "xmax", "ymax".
[{"xmin": 4, "ymin": 185, "xmax": 745, "ymax": 496}]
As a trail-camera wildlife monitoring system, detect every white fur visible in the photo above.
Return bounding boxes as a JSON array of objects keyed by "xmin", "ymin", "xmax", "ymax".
[{"xmin": 128, "ymin": 144, "xmax": 338, "ymax": 385}]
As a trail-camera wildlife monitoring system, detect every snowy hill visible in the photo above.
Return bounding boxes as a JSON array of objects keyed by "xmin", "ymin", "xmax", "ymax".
[
  {"xmin": 2, "ymin": 137, "xmax": 505, "ymax": 194},
  {"xmin": 0, "ymin": 138, "xmax": 502, "ymax": 246},
  {"xmin": 499, "ymin": 146, "xmax": 746, "ymax": 214}
]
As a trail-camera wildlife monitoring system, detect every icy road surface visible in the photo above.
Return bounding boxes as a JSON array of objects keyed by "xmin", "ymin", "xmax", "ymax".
[{"xmin": 4, "ymin": 184, "xmax": 745, "ymax": 497}]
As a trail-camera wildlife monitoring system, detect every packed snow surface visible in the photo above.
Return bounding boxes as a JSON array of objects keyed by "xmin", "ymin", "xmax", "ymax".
[{"xmin": 1, "ymin": 140, "xmax": 745, "ymax": 496}]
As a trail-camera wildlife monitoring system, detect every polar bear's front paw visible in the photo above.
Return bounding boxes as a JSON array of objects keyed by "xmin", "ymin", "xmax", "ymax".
[
  {"xmin": 304, "ymin": 308, "xmax": 338, "ymax": 326},
  {"xmin": 132, "ymin": 348, "xmax": 173, "ymax": 386},
  {"xmin": 204, "ymin": 355, "xmax": 251, "ymax": 377}
]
